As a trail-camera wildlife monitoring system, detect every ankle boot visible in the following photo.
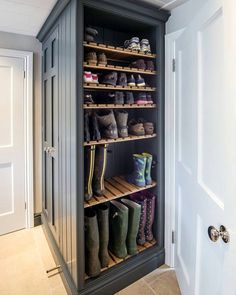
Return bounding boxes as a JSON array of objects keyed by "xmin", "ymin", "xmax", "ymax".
[
  {"xmin": 118, "ymin": 73, "xmax": 127, "ymax": 86},
  {"xmin": 125, "ymin": 92, "xmax": 134, "ymax": 104},
  {"xmin": 115, "ymin": 110, "xmax": 128, "ymax": 138},
  {"xmin": 130, "ymin": 193, "xmax": 147, "ymax": 245},
  {"xmin": 84, "ymin": 146, "xmax": 95, "ymax": 201},
  {"xmin": 144, "ymin": 192, "xmax": 156, "ymax": 241},
  {"xmin": 97, "ymin": 204, "xmax": 110, "ymax": 267},
  {"xmin": 84, "ymin": 111, "xmax": 91, "ymax": 142},
  {"xmin": 114, "ymin": 91, "xmax": 124, "ymax": 104},
  {"xmin": 142, "ymin": 153, "xmax": 153, "ymax": 185},
  {"xmin": 121, "ymin": 199, "xmax": 141, "ymax": 255},
  {"xmin": 109, "ymin": 200, "xmax": 128, "ymax": 258},
  {"xmin": 127, "ymin": 154, "xmax": 147, "ymax": 187},
  {"xmin": 93, "ymin": 144, "xmax": 108, "ymax": 196},
  {"xmin": 96, "ymin": 110, "xmax": 118, "ymax": 139},
  {"xmin": 91, "ymin": 112, "xmax": 101, "ymax": 141},
  {"xmin": 102, "ymin": 71, "xmax": 118, "ymax": 86},
  {"xmin": 85, "ymin": 208, "xmax": 101, "ymax": 277}
]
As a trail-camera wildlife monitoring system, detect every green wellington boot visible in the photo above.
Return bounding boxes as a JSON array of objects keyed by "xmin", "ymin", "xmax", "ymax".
[
  {"xmin": 97, "ymin": 204, "xmax": 110, "ymax": 268},
  {"xmin": 84, "ymin": 208, "xmax": 101, "ymax": 277},
  {"xmin": 121, "ymin": 198, "xmax": 141, "ymax": 255},
  {"xmin": 84, "ymin": 145, "xmax": 95, "ymax": 200},
  {"xmin": 109, "ymin": 200, "xmax": 128, "ymax": 258},
  {"xmin": 142, "ymin": 153, "xmax": 153, "ymax": 185},
  {"xmin": 93, "ymin": 144, "xmax": 108, "ymax": 196}
]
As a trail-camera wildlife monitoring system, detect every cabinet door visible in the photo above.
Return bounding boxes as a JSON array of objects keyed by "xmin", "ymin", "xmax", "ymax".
[{"xmin": 42, "ymin": 27, "xmax": 59, "ymax": 244}]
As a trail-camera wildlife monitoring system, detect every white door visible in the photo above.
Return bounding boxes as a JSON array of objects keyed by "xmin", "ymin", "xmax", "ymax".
[
  {"xmin": 0, "ymin": 56, "xmax": 26, "ymax": 235},
  {"xmin": 174, "ymin": 0, "xmax": 236, "ymax": 294}
]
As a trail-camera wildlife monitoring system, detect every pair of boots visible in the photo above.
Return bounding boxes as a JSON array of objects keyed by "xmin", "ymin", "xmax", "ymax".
[
  {"xmin": 130, "ymin": 191, "xmax": 156, "ymax": 245},
  {"xmin": 85, "ymin": 205, "xmax": 109, "ymax": 277},
  {"xmin": 127, "ymin": 153, "xmax": 153, "ymax": 187},
  {"xmin": 84, "ymin": 110, "xmax": 101, "ymax": 142},
  {"xmin": 85, "ymin": 145, "xmax": 108, "ymax": 200},
  {"xmin": 109, "ymin": 199, "xmax": 141, "ymax": 258}
]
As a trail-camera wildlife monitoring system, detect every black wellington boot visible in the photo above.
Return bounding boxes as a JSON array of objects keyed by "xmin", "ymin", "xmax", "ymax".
[
  {"xmin": 85, "ymin": 208, "xmax": 101, "ymax": 277},
  {"xmin": 93, "ymin": 144, "xmax": 108, "ymax": 196},
  {"xmin": 84, "ymin": 145, "xmax": 95, "ymax": 201},
  {"xmin": 91, "ymin": 112, "xmax": 101, "ymax": 141},
  {"xmin": 97, "ymin": 204, "xmax": 110, "ymax": 268},
  {"xmin": 84, "ymin": 111, "xmax": 91, "ymax": 142}
]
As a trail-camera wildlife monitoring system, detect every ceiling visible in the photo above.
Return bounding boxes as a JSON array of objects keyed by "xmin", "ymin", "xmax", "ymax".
[{"xmin": 0, "ymin": 0, "xmax": 189, "ymax": 37}]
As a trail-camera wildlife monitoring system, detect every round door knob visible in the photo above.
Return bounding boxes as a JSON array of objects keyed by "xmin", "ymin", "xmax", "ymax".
[{"xmin": 208, "ymin": 225, "xmax": 230, "ymax": 243}]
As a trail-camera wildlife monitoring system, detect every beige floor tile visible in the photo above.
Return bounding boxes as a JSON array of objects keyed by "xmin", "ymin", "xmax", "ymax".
[
  {"xmin": 144, "ymin": 265, "xmax": 171, "ymax": 284},
  {"xmin": 119, "ymin": 279, "xmax": 156, "ymax": 295}
]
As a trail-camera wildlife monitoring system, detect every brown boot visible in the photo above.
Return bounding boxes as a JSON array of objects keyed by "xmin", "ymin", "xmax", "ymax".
[
  {"xmin": 128, "ymin": 119, "xmax": 145, "ymax": 136},
  {"xmin": 96, "ymin": 110, "xmax": 118, "ymax": 139},
  {"xmin": 85, "ymin": 52, "xmax": 97, "ymax": 64},
  {"xmin": 93, "ymin": 144, "xmax": 108, "ymax": 196},
  {"xmin": 98, "ymin": 53, "xmax": 107, "ymax": 65}
]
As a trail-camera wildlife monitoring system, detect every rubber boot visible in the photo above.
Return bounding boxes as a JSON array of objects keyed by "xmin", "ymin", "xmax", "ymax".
[
  {"xmin": 93, "ymin": 144, "xmax": 108, "ymax": 196},
  {"xmin": 84, "ymin": 111, "xmax": 91, "ymax": 142},
  {"xmin": 84, "ymin": 145, "xmax": 95, "ymax": 201},
  {"xmin": 142, "ymin": 153, "xmax": 153, "ymax": 185},
  {"xmin": 96, "ymin": 110, "xmax": 118, "ymax": 139},
  {"xmin": 121, "ymin": 199, "xmax": 141, "ymax": 255},
  {"xmin": 127, "ymin": 154, "xmax": 147, "ymax": 187},
  {"xmin": 85, "ymin": 208, "xmax": 101, "ymax": 277},
  {"xmin": 144, "ymin": 192, "xmax": 156, "ymax": 241},
  {"xmin": 97, "ymin": 204, "xmax": 110, "ymax": 268},
  {"xmin": 115, "ymin": 110, "xmax": 128, "ymax": 138},
  {"xmin": 91, "ymin": 112, "xmax": 101, "ymax": 141},
  {"xmin": 130, "ymin": 193, "xmax": 147, "ymax": 245},
  {"xmin": 109, "ymin": 200, "xmax": 128, "ymax": 258}
]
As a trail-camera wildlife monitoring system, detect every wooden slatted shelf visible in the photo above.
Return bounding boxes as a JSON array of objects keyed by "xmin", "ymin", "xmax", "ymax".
[
  {"xmin": 84, "ymin": 176, "xmax": 157, "ymax": 208},
  {"xmin": 83, "ymin": 103, "xmax": 156, "ymax": 109},
  {"xmin": 84, "ymin": 133, "xmax": 156, "ymax": 146},
  {"xmin": 84, "ymin": 83, "xmax": 156, "ymax": 91},
  {"xmin": 84, "ymin": 63, "xmax": 156, "ymax": 75},
  {"xmin": 84, "ymin": 41, "xmax": 156, "ymax": 59}
]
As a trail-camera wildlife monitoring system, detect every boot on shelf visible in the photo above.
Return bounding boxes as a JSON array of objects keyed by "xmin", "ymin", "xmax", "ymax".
[
  {"xmin": 101, "ymin": 71, "xmax": 118, "ymax": 86},
  {"xmin": 142, "ymin": 152, "xmax": 153, "ymax": 185},
  {"xmin": 127, "ymin": 154, "xmax": 147, "ymax": 187},
  {"xmin": 128, "ymin": 119, "xmax": 145, "ymax": 136},
  {"xmin": 96, "ymin": 109, "xmax": 118, "ymax": 139},
  {"xmin": 144, "ymin": 192, "xmax": 156, "ymax": 242},
  {"xmin": 84, "ymin": 111, "xmax": 91, "ymax": 142},
  {"xmin": 98, "ymin": 53, "xmax": 107, "ymax": 66},
  {"xmin": 114, "ymin": 91, "xmax": 124, "ymax": 104},
  {"xmin": 85, "ymin": 208, "xmax": 101, "ymax": 277},
  {"xmin": 85, "ymin": 52, "xmax": 97, "ymax": 64},
  {"xmin": 91, "ymin": 112, "xmax": 101, "ymax": 141},
  {"xmin": 93, "ymin": 144, "xmax": 108, "ymax": 196},
  {"xmin": 118, "ymin": 73, "xmax": 127, "ymax": 86},
  {"xmin": 125, "ymin": 92, "xmax": 134, "ymax": 104},
  {"xmin": 84, "ymin": 146, "xmax": 95, "ymax": 201},
  {"xmin": 109, "ymin": 200, "xmax": 128, "ymax": 258},
  {"xmin": 121, "ymin": 198, "xmax": 141, "ymax": 255},
  {"xmin": 97, "ymin": 204, "xmax": 110, "ymax": 268},
  {"xmin": 115, "ymin": 110, "xmax": 128, "ymax": 138}
]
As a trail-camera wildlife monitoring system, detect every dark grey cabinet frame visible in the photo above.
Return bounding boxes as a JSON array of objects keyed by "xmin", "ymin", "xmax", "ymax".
[{"xmin": 38, "ymin": 1, "xmax": 170, "ymax": 294}]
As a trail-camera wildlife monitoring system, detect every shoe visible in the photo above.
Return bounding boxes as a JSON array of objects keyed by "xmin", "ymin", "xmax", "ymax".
[
  {"xmin": 144, "ymin": 192, "xmax": 156, "ymax": 241},
  {"xmin": 102, "ymin": 71, "xmax": 118, "ymax": 86},
  {"xmin": 142, "ymin": 153, "xmax": 153, "ymax": 185},
  {"xmin": 85, "ymin": 208, "xmax": 101, "ymax": 277},
  {"xmin": 114, "ymin": 91, "xmax": 124, "ymax": 104},
  {"xmin": 109, "ymin": 200, "xmax": 128, "ymax": 258},
  {"xmin": 98, "ymin": 53, "xmax": 107, "ymax": 65},
  {"xmin": 124, "ymin": 37, "xmax": 140, "ymax": 51},
  {"xmin": 135, "ymin": 92, "xmax": 147, "ymax": 104},
  {"xmin": 84, "ymin": 71, "xmax": 93, "ymax": 83},
  {"xmin": 121, "ymin": 198, "xmax": 141, "ymax": 255},
  {"xmin": 92, "ymin": 73, "xmax": 98, "ymax": 84},
  {"xmin": 97, "ymin": 204, "xmax": 110, "ymax": 268},
  {"xmin": 84, "ymin": 94, "xmax": 94, "ymax": 104},
  {"xmin": 84, "ymin": 111, "xmax": 91, "ymax": 142},
  {"xmin": 84, "ymin": 146, "xmax": 95, "ymax": 201},
  {"xmin": 128, "ymin": 119, "xmax": 145, "ymax": 136},
  {"xmin": 115, "ymin": 110, "xmax": 128, "ymax": 138},
  {"xmin": 85, "ymin": 52, "xmax": 97, "ymax": 64},
  {"xmin": 85, "ymin": 34, "xmax": 94, "ymax": 42},
  {"xmin": 130, "ymin": 59, "xmax": 146, "ymax": 70},
  {"xmin": 125, "ymin": 92, "xmax": 134, "ymax": 104},
  {"xmin": 137, "ymin": 118, "xmax": 154, "ymax": 135},
  {"xmin": 127, "ymin": 154, "xmax": 147, "ymax": 187},
  {"xmin": 127, "ymin": 75, "xmax": 136, "ymax": 87},
  {"xmin": 93, "ymin": 144, "xmax": 108, "ymax": 196},
  {"xmin": 146, "ymin": 94, "xmax": 154, "ymax": 104},
  {"xmin": 136, "ymin": 75, "xmax": 145, "ymax": 87},
  {"xmin": 96, "ymin": 109, "xmax": 118, "ymax": 139},
  {"xmin": 146, "ymin": 60, "xmax": 155, "ymax": 71},
  {"xmin": 86, "ymin": 27, "xmax": 98, "ymax": 37},
  {"xmin": 140, "ymin": 39, "xmax": 151, "ymax": 53},
  {"xmin": 91, "ymin": 112, "xmax": 101, "ymax": 140},
  {"xmin": 118, "ymin": 73, "xmax": 127, "ymax": 86}
]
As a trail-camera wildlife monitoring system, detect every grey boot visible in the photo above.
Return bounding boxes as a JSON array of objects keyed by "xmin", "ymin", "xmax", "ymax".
[
  {"xmin": 93, "ymin": 144, "xmax": 108, "ymax": 196},
  {"xmin": 115, "ymin": 110, "xmax": 128, "ymax": 138},
  {"xmin": 96, "ymin": 110, "xmax": 118, "ymax": 139}
]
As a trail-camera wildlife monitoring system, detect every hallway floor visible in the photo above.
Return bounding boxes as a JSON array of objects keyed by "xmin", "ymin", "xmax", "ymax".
[{"xmin": 0, "ymin": 226, "xmax": 181, "ymax": 295}]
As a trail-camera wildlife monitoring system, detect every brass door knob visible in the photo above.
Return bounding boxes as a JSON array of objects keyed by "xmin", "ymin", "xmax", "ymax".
[{"xmin": 208, "ymin": 225, "xmax": 230, "ymax": 243}]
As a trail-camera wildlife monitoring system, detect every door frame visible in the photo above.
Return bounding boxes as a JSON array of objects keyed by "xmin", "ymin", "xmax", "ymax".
[{"xmin": 0, "ymin": 48, "xmax": 34, "ymax": 229}]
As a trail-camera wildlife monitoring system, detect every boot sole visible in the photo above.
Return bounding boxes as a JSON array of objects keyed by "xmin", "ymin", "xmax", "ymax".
[{"xmin": 137, "ymin": 83, "xmax": 146, "ymax": 87}]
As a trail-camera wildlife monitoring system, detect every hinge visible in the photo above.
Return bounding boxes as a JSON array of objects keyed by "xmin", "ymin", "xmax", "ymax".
[
  {"xmin": 172, "ymin": 230, "xmax": 175, "ymax": 244},
  {"xmin": 24, "ymin": 71, "xmax": 26, "ymax": 78},
  {"xmin": 172, "ymin": 58, "xmax": 176, "ymax": 72},
  {"xmin": 25, "ymin": 202, "xmax": 27, "ymax": 210}
]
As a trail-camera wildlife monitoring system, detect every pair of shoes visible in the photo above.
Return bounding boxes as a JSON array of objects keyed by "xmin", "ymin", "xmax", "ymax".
[
  {"xmin": 85, "ymin": 51, "xmax": 107, "ymax": 65},
  {"xmin": 85, "ymin": 27, "xmax": 98, "ymax": 42},
  {"xmin": 128, "ymin": 119, "xmax": 154, "ymax": 136},
  {"xmin": 107, "ymin": 91, "xmax": 134, "ymax": 104},
  {"xmin": 85, "ymin": 204, "xmax": 109, "ymax": 277},
  {"xmin": 135, "ymin": 92, "xmax": 153, "ymax": 104},
  {"xmin": 127, "ymin": 153, "xmax": 153, "ymax": 187},
  {"xmin": 130, "ymin": 59, "xmax": 155, "ymax": 71},
  {"xmin": 124, "ymin": 37, "xmax": 151, "ymax": 53},
  {"xmin": 127, "ymin": 74, "xmax": 145, "ymax": 87},
  {"xmin": 84, "ymin": 71, "xmax": 98, "ymax": 83},
  {"xmin": 84, "ymin": 144, "xmax": 108, "ymax": 199},
  {"xmin": 101, "ymin": 72, "xmax": 127, "ymax": 86},
  {"xmin": 109, "ymin": 199, "xmax": 141, "ymax": 258},
  {"xmin": 130, "ymin": 191, "xmax": 156, "ymax": 245}
]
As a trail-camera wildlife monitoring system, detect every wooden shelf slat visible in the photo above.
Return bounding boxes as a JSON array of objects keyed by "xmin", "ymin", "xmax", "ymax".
[
  {"xmin": 83, "ymin": 103, "xmax": 156, "ymax": 109},
  {"xmin": 84, "ymin": 84, "xmax": 156, "ymax": 91}
]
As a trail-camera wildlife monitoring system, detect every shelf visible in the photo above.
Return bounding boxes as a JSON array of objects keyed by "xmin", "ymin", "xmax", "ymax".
[
  {"xmin": 84, "ymin": 133, "xmax": 156, "ymax": 146},
  {"xmin": 84, "ymin": 176, "xmax": 157, "ymax": 208},
  {"xmin": 83, "ymin": 103, "xmax": 156, "ymax": 109},
  {"xmin": 84, "ymin": 83, "xmax": 156, "ymax": 91},
  {"xmin": 84, "ymin": 63, "xmax": 156, "ymax": 75},
  {"xmin": 84, "ymin": 41, "xmax": 156, "ymax": 59}
]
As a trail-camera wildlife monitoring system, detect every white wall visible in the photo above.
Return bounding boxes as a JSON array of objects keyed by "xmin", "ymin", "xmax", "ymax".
[{"xmin": 0, "ymin": 31, "xmax": 42, "ymax": 214}]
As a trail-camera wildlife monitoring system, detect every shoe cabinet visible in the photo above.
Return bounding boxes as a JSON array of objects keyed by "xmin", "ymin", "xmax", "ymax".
[{"xmin": 37, "ymin": 1, "xmax": 170, "ymax": 294}]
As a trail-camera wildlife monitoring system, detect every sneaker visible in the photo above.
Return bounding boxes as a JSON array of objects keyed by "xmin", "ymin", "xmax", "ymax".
[
  {"xmin": 101, "ymin": 71, "xmax": 118, "ymax": 86},
  {"xmin": 136, "ymin": 75, "xmax": 145, "ymax": 87},
  {"xmin": 85, "ymin": 34, "xmax": 94, "ymax": 42},
  {"xmin": 135, "ymin": 93, "xmax": 147, "ymax": 105},
  {"xmin": 125, "ymin": 92, "xmax": 134, "ymax": 104},
  {"xmin": 137, "ymin": 118, "xmax": 154, "ymax": 135},
  {"xmin": 85, "ymin": 27, "xmax": 98, "ymax": 37},
  {"xmin": 92, "ymin": 73, "xmax": 98, "ymax": 84},
  {"xmin": 146, "ymin": 60, "xmax": 155, "ymax": 71},
  {"xmin": 140, "ymin": 39, "xmax": 151, "ymax": 53},
  {"xmin": 130, "ymin": 59, "xmax": 146, "ymax": 70},
  {"xmin": 146, "ymin": 94, "xmax": 154, "ymax": 104},
  {"xmin": 118, "ymin": 73, "xmax": 127, "ymax": 86},
  {"xmin": 85, "ymin": 52, "xmax": 97, "ymax": 64},
  {"xmin": 98, "ymin": 53, "xmax": 107, "ymax": 65},
  {"xmin": 127, "ymin": 75, "xmax": 136, "ymax": 87},
  {"xmin": 84, "ymin": 71, "xmax": 93, "ymax": 83},
  {"xmin": 84, "ymin": 94, "xmax": 94, "ymax": 104},
  {"xmin": 124, "ymin": 37, "xmax": 140, "ymax": 51}
]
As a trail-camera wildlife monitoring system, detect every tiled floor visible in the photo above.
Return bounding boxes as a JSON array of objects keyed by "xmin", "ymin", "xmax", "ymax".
[{"xmin": 0, "ymin": 226, "xmax": 181, "ymax": 295}]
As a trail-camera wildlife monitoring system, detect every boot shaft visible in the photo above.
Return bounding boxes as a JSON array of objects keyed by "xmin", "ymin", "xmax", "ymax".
[
  {"xmin": 93, "ymin": 144, "xmax": 108, "ymax": 196},
  {"xmin": 96, "ymin": 109, "xmax": 118, "ymax": 139},
  {"xmin": 84, "ymin": 146, "xmax": 95, "ymax": 201},
  {"xmin": 115, "ymin": 110, "xmax": 128, "ymax": 138},
  {"xmin": 142, "ymin": 152, "xmax": 153, "ymax": 185}
]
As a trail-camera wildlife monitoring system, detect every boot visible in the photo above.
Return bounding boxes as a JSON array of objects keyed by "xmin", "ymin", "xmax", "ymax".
[
  {"xmin": 125, "ymin": 92, "xmax": 134, "ymax": 104},
  {"xmin": 93, "ymin": 144, "xmax": 108, "ymax": 196},
  {"xmin": 144, "ymin": 192, "xmax": 156, "ymax": 241},
  {"xmin": 114, "ymin": 91, "xmax": 124, "ymax": 104},
  {"xmin": 91, "ymin": 112, "xmax": 101, "ymax": 141},
  {"xmin": 85, "ymin": 208, "xmax": 101, "ymax": 277},
  {"xmin": 97, "ymin": 204, "xmax": 110, "ymax": 268},
  {"xmin": 96, "ymin": 110, "xmax": 118, "ymax": 139},
  {"xmin": 85, "ymin": 52, "xmax": 97, "ymax": 64},
  {"xmin": 128, "ymin": 119, "xmax": 145, "ymax": 136},
  {"xmin": 121, "ymin": 199, "xmax": 141, "ymax": 255},
  {"xmin": 130, "ymin": 193, "xmax": 147, "ymax": 245},
  {"xmin": 102, "ymin": 71, "xmax": 118, "ymax": 86},
  {"xmin": 130, "ymin": 59, "xmax": 146, "ymax": 70},
  {"xmin": 84, "ymin": 111, "xmax": 91, "ymax": 142},
  {"xmin": 146, "ymin": 60, "xmax": 155, "ymax": 71},
  {"xmin": 109, "ymin": 200, "xmax": 128, "ymax": 258},
  {"xmin": 98, "ymin": 53, "xmax": 107, "ymax": 65},
  {"xmin": 127, "ymin": 154, "xmax": 146, "ymax": 187},
  {"xmin": 115, "ymin": 110, "xmax": 128, "ymax": 138},
  {"xmin": 118, "ymin": 73, "xmax": 127, "ymax": 86},
  {"xmin": 142, "ymin": 153, "xmax": 153, "ymax": 185},
  {"xmin": 84, "ymin": 146, "xmax": 95, "ymax": 201}
]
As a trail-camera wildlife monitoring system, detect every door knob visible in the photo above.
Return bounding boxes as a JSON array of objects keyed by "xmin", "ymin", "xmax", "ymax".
[{"xmin": 208, "ymin": 225, "xmax": 230, "ymax": 243}]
